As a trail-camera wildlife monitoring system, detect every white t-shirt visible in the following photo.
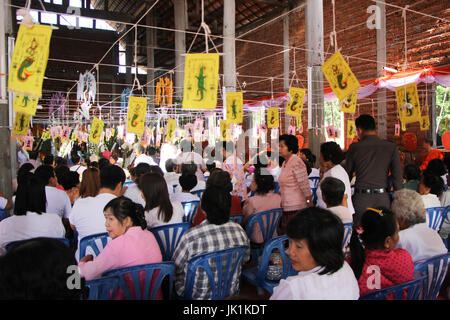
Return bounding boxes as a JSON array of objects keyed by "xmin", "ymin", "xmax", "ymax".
[
  {"xmin": 45, "ymin": 186, "xmax": 72, "ymax": 219},
  {"xmin": 69, "ymin": 193, "xmax": 116, "ymax": 260},
  {"xmin": 174, "ymin": 180, "xmax": 206, "ymax": 193},
  {"xmin": 421, "ymin": 193, "xmax": 442, "ymax": 209},
  {"xmin": 316, "ymin": 164, "xmax": 355, "ymax": 215},
  {"xmin": 134, "ymin": 154, "xmax": 157, "ymax": 166},
  {"xmin": 164, "ymin": 172, "xmax": 181, "ymax": 192},
  {"xmin": 308, "ymin": 168, "xmax": 320, "ymax": 188},
  {"xmin": 270, "ymin": 261, "xmax": 360, "ymax": 300},
  {"xmin": 0, "ymin": 197, "xmax": 8, "ymax": 210},
  {"xmin": 397, "ymin": 223, "xmax": 447, "ymax": 262},
  {"xmin": 176, "ymin": 151, "xmax": 206, "ymax": 182},
  {"xmin": 145, "ymin": 201, "xmax": 184, "ymax": 228},
  {"xmin": 328, "ymin": 206, "xmax": 353, "ymax": 224},
  {"xmin": 0, "ymin": 211, "xmax": 65, "ymax": 255},
  {"xmin": 70, "ymin": 164, "xmax": 87, "ymax": 176},
  {"xmin": 123, "ymin": 184, "xmax": 146, "ymax": 207},
  {"xmin": 170, "ymin": 192, "xmax": 200, "ymax": 203}
]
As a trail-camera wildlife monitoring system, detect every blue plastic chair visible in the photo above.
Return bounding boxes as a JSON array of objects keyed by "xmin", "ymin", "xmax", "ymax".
[
  {"xmin": 5, "ymin": 237, "xmax": 70, "ymax": 253},
  {"xmin": 183, "ymin": 246, "xmax": 248, "ymax": 300},
  {"xmin": 148, "ymin": 223, "xmax": 190, "ymax": 261},
  {"xmin": 414, "ymin": 252, "xmax": 450, "ymax": 300},
  {"xmin": 244, "ymin": 208, "xmax": 282, "ymax": 266},
  {"xmin": 342, "ymin": 223, "xmax": 353, "ymax": 251},
  {"xmin": 85, "ymin": 275, "xmax": 120, "ymax": 300},
  {"xmin": 274, "ymin": 182, "xmax": 280, "ymax": 194},
  {"xmin": 230, "ymin": 214, "xmax": 244, "ymax": 225},
  {"xmin": 309, "ymin": 177, "xmax": 320, "ymax": 205},
  {"xmin": 359, "ymin": 276, "xmax": 426, "ymax": 300},
  {"xmin": 190, "ymin": 189, "xmax": 205, "ymax": 199},
  {"xmin": 425, "ymin": 207, "xmax": 447, "ymax": 231},
  {"xmin": 242, "ymin": 235, "xmax": 297, "ymax": 295},
  {"xmin": 102, "ymin": 262, "xmax": 175, "ymax": 300},
  {"xmin": 79, "ymin": 232, "xmax": 112, "ymax": 261},
  {"xmin": 181, "ymin": 200, "xmax": 200, "ymax": 224},
  {"xmin": 0, "ymin": 209, "xmax": 7, "ymax": 221}
]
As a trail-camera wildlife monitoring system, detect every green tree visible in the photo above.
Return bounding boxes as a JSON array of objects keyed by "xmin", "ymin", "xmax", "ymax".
[{"xmin": 436, "ymin": 85, "xmax": 450, "ymax": 136}]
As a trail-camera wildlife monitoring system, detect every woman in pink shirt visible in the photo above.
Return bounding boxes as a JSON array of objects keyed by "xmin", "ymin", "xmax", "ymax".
[
  {"xmin": 78, "ymin": 196, "xmax": 162, "ymax": 281},
  {"xmin": 278, "ymin": 134, "xmax": 313, "ymax": 234},
  {"xmin": 243, "ymin": 167, "xmax": 281, "ymax": 243}
]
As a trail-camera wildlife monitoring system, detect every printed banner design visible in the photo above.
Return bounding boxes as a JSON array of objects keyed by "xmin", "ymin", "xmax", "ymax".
[
  {"xmin": 71, "ymin": 131, "xmax": 77, "ymax": 141},
  {"xmin": 13, "ymin": 94, "xmax": 38, "ymax": 115},
  {"xmin": 155, "ymin": 77, "xmax": 173, "ymax": 106},
  {"xmin": 226, "ymin": 92, "xmax": 244, "ymax": 123},
  {"xmin": 395, "ymin": 83, "xmax": 421, "ymax": 125},
  {"xmin": 267, "ymin": 107, "xmax": 280, "ymax": 128},
  {"xmin": 89, "ymin": 117, "xmax": 104, "ymax": 145},
  {"xmin": 182, "ymin": 53, "xmax": 219, "ymax": 109},
  {"xmin": 321, "ymin": 51, "xmax": 360, "ymax": 101},
  {"xmin": 340, "ymin": 90, "xmax": 357, "ymax": 113},
  {"xmin": 41, "ymin": 130, "xmax": 51, "ymax": 140},
  {"xmin": 286, "ymin": 87, "xmax": 306, "ymax": 117},
  {"xmin": 395, "ymin": 123, "xmax": 401, "ymax": 136},
  {"xmin": 8, "ymin": 24, "xmax": 52, "ymax": 98},
  {"xmin": 220, "ymin": 120, "xmax": 230, "ymax": 141},
  {"xmin": 420, "ymin": 115, "xmax": 430, "ymax": 131},
  {"xmin": 127, "ymin": 96, "xmax": 147, "ymax": 135},
  {"xmin": 23, "ymin": 135, "xmax": 34, "ymax": 150},
  {"xmin": 62, "ymin": 126, "xmax": 71, "ymax": 140},
  {"xmin": 12, "ymin": 112, "xmax": 31, "ymax": 136},
  {"xmin": 296, "ymin": 116, "xmax": 303, "ymax": 132},
  {"xmin": 166, "ymin": 118, "xmax": 176, "ymax": 142},
  {"xmin": 347, "ymin": 120, "xmax": 356, "ymax": 139}
]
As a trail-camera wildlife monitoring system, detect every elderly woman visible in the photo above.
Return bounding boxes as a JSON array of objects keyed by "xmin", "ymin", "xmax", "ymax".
[
  {"xmin": 391, "ymin": 189, "xmax": 447, "ymax": 262},
  {"xmin": 278, "ymin": 134, "xmax": 312, "ymax": 235}
]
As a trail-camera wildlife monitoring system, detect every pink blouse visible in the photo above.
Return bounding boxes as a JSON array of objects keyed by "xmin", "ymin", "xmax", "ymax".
[
  {"xmin": 78, "ymin": 226, "xmax": 162, "ymax": 281},
  {"xmin": 278, "ymin": 155, "xmax": 311, "ymax": 212}
]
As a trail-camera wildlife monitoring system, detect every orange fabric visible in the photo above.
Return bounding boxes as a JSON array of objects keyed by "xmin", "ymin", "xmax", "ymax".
[
  {"xmin": 192, "ymin": 195, "xmax": 242, "ymax": 227},
  {"xmin": 420, "ymin": 149, "xmax": 444, "ymax": 171}
]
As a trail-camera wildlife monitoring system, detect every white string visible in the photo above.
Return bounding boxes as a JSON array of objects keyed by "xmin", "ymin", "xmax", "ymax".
[
  {"xmin": 330, "ymin": 0, "xmax": 338, "ymax": 52},
  {"xmin": 402, "ymin": 6, "xmax": 409, "ymax": 71}
]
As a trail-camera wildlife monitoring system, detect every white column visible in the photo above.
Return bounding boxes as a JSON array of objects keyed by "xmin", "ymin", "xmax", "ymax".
[
  {"xmin": 283, "ymin": 11, "xmax": 290, "ymax": 134},
  {"xmin": 376, "ymin": 1, "xmax": 387, "ymax": 139},
  {"xmin": 174, "ymin": 0, "xmax": 186, "ymax": 98},
  {"xmin": 146, "ymin": 12, "xmax": 155, "ymax": 100},
  {"xmin": 223, "ymin": 0, "xmax": 236, "ymax": 91}
]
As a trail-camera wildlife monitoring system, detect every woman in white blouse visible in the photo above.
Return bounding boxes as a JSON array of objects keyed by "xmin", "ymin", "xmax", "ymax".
[
  {"xmin": 270, "ymin": 207, "xmax": 359, "ymax": 300},
  {"xmin": 418, "ymin": 173, "xmax": 444, "ymax": 209},
  {"xmin": 316, "ymin": 141, "xmax": 355, "ymax": 216},
  {"xmin": 140, "ymin": 172, "xmax": 184, "ymax": 227}
]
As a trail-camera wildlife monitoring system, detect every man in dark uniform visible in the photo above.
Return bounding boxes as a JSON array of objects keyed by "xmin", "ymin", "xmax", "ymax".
[{"xmin": 343, "ymin": 114, "xmax": 403, "ymax": 225}]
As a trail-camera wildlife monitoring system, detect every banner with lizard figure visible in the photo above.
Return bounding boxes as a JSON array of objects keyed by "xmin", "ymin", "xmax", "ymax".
[
  {"xmin": 395, "ymin": 83, "xmax": 421, "ymax": 126},
  {"xmin": 182, "ymin": 53, "xmax": 219, "ymax": 109},
  {"xmin": 267, "ymin": 107, "xmax": 280, "ymax": 128},
  {"xmin": 127, "ymin": 96, "xmax": 147, "ymax": 135},
  {"xmin": 13, "ymin": 94, "xmax": 39, "ymax": 115},
  {"xmin": 12, "ymin": 112, "xmax": 31, "ymax": 137},
  {"xmin": 89, "ymin": 117, "xmax": 104, "ymax": 145},
  {"xmin": 286, "ymin": 87, "xmax": 306, "ymax": 117},
  {"xmin": 225, "ymin": 92, "xmax": 243, "ymax": 124}
]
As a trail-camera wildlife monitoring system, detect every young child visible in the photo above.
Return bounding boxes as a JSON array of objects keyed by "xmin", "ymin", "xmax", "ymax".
[
  {"xmin": 320, "ymin": 177, "xmax": 352, "ymax": 224},
  {"xmin": 418, "ymin": 173, "xmax": 444, "ymax": 208},
  {"xmin": 403, "ymin": 163, "xmax": 421, "ymax": 191},
  {"xmin": 171, "ymin": 174, "xmax": 200, "ymax": 203},
  {"xmin": 348, "ymin": 207, "xmax": 414, "ymax": 297}
]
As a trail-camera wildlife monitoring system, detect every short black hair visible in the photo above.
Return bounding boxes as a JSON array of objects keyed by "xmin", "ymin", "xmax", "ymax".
[
  {"xmin": 148, "ymin": 165, "xmax": 164, "ymax": 177},
  {"xmin": 404, "ymin": 163, "xmax": 421, "ymax": 181},
  {"xmin": 206, "ymin": 162, "xmax": 216, "ymax": 172},
  {"xmin": 201, "ymin": 186, "xmax": 231, "ymax": 225},
  {"xmin": 54, "ymin": 156, "xmax": 66, "ymax": 167},
  {"xmin": 100, "ymin": 165, "xmax": 125, "ymax": 190},
  {"xmin": 0, "ymin": 238, "xmax": 82, "ymax": 299},
  {"xmin": 54, "ymin": 165, "xmax": 70, "ymax": 185},
  {"xmin": 43, "ymin": 154, "xmax": 54, "ymax": 166},
  {"xmin": 422, "ymin": 173, "xmax": 444, "ymax": 197},
  {"xmin": 180, "ymin": 163, "xmax": 197, "ymax": 176},
  {"xmin": 148, "ymin": 147, "xmax": 157, "ymax": 156},
  {"xmin": 300, "ymin": 148, "xmax": 317, "ymax": 165},
  {"xmin": 34, "ymin": 165, "xmax": 55, "ymax": 185},
  {"xmin": 320, "ymin": 177, "xmax": 345, "ymax": 207},
  {"xmin": 206, "ymin": 168, "xmax": 233, "ymax": 193},
  {"xmin": 279, "ymin": 134, "xmax": 299, "ymax": 154},
  {"xmin": 133, "ymin": 163, "xmax": 151, "ymax": 178},
  {"xmin": 424, "ymin": 159, "xmax": 447, "ymax": 177},
  {"xmin": 423, "ymin": 138, "xmax": 433, "ymax": 146},
  {"xmin": 443, "ymin": 153, "xmax": 450, "ymax": 171},
  {"xmin": 303, "ymin": 159, "xmax": 312, "ymax": 176},
  {"xmin": 71, "ymin": 153, "xmax": 80, "ymax": 164},
  {"xmin": 287, "ymin": 207, "xmax": 344, "ymax": 275},
  {"xmin": 165, "ymin": 159, "xmax": 177, "ymax": 173},
  {"xmin": 98, "ymin": 158, "xmax": 110, "ymax": 171},
  {"xmin": 28, "ymin": 150, "xmax": 38, "ymax": 160},
  {"xmin": 179, "ymin": 174, "xmax": 197, "ymax": 192},
  {"xmin": 320, "ymin": 142, "xmax": 344, "ymax": 165},
  {"xmin": 254, "ymin": 167, "xmax": 275, "ymax": 195},
  {"xmin": 18, "ymin": 163, "xmax": 34, "ymax": 178},
  {"xmin": 355, "ymin": 114, "xmax": 376, "ymax": 131},
  {"xmin": 14, "ymin": 174, "xmax": 46, "ymax": 215},
  {"xmin": 59, "ymin": 171, "xmax": 80, "ymax": 191}
]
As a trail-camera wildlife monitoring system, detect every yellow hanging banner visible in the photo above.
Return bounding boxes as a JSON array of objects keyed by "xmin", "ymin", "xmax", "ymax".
[
  {"xmin": 89, "ymin": 117, "xmax": 104, "ymax": 145},
  {"xmin": 166, "ymin": 118, "xmax": 176, "ymax": 142},
  {"xmin": 347, "ymin": 120, "xmax": 356, "ymax": 139},
  {"xmin": 340, "ymin": 90, "xmax": 357, "ymax": 113},
  {"xmin": 13, "ymin": 94, "xmax": 39, "ymax": 115},
  {"xmin": 220, "ymin": 120, "xmax": 230, "ymax": 141},
  {"xmin": 225, "ymin": 92, "xmax": 244, "ymax": 124},
  {"xmin": 321, "ymin": 51, "xmax": 360, "ymax": 101},
  {"xmin": 395, "ymin": 83, "xmax": 421, "ymax": 125},
  {"xmin": 286, "ymin": 87, "xmax": 306, "ymax": 117},
  {"xmin": 41, "ymin": 130, "xmax": 51, "ymax": 140},
  {"xmin": 267, "ymin": 107, "xmax": 280, "ymax": 128},
  {"xmin": 12, "ymin": 112, "xmax": 31, "ymax": 136},
  {"xmin": 8, "ymin": 24, "xmax": 52, "ymax": 98},
  {"xmin": 127, "ymin": 96, "xmax": 147, "ymax": 135},
  {"xmin": 182, "ymin": 53, "xmax": 219, "ymax": 109},
  {"xmin": 420, "ymin": 115, "xmax": 430, "ymax": 131}
]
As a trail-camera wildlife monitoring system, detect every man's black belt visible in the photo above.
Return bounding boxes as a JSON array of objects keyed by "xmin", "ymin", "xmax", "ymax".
[{"xmin": 354, "ymin": 188, "xmax": 388, "ymax": 194}]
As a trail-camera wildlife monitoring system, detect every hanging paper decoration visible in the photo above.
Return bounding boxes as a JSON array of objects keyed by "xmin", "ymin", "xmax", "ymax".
[
  {"xmin": 420, "ymin": 115, "xmax": 430, "ymax": 131},
  {"xmin": 220, "ymin": 120, "xmax": 230, "ymax": 141},
  {"xmin": 347, "ymin": 120, "xmax": 356, "ymax": 139},
  {"xmin": 41, "ymin": 130, "xmax": 51, "ymax": 140},
  {"xmin": 120, "ymin": 88, "xmax": 133, "ymax": 112},
  {"xmin": 182, "ymin": 53, "xmax": 220, "ymax": 109},
  {"xmin": 71, "ymin": 131, "xmax": 77, "ymax": 141},
  {"xmin": 287, "ymin": 125, "xmax": 296, "ymax": 135},
  {"xmin": 50, "ymin": 125, "xmax": 62, "ymax": 139},
  {"xmin": 326, "ymin": 125, "xmax": 337, "ymax": 138},
  {"xmin": 225, "ymin": 92, "xmax": 244, "ymax": 124},
  {"xmin": 12, "ymin": 112, "xmax": 31, "ymax": 136},
  {"xmin": 13, "ymin": 94, "xmax": 38, "ymax": 115},
  {"xmin": 270, "ymin": 127, "xmax": 279, "ymax": 140},
  {"xmin": 23, "ymin": 135, "xmax": 34, "ymax": 151},
  {"xmin": 89, "ymin": 117, "xmax": 104, "ymax": 145},
  {"xmin": 395, "ymin": 83, "xmax": 421, "ymax": 125},
  {"xmin": 184, "ymin": 123, "xmax": 194, "ymax": 138},
  {"xmin": 340, "ymin": 90, "xmax": 357, "ymax": 113},
  {"xmin": 321, "ymin": 51, "xmax": 360, "ymax": 101},
  {"xmin": 442, "ymin": 132, "xmax": 450, "ymax": 151},
  {"xmin": 402, "ymin": 132, "xmax": 417, "ymax": 151},
  {"xmin": 127, "ymin": 96, "xmax": 147, "ymax": 135},
  {"xmin": 62, "ymin": 126, "xmax": 71, "ymax": 140},
  {"xmin": 267, "ymin": 107, "xmax": 279, "ymax": 128},
  {"xmin": 286, "ymin": 87, "xmax": 306, "ymax": 117},
  {"xmin": 296, "ymin": 116, "xmax": 303, "ymax": 132},
  {"xmin": 77, "ymin": 71, "xmax": 96, "ymax": 105},
  {"xmin": 395, "ymin": 123, "xmax": 401, "ymax": 136},
  {"xmin": 166, "ymin": 118, "xmax": 176, "ymax": 142},
  {"xmin": 155, "ymin": 77, "xmax": 174, "ymax": 106},
  {"xmin": 49, "ymin": 92, "xmax": 66, "ymax": 117},
  {"xmin": 8, "ymin": 24, "xmax": 52, "ymax": 98}
]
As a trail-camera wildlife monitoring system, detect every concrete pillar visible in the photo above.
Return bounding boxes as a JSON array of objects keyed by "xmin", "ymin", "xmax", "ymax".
[
  {"xmin": 376, "ymin": 1, "xmax": 387, "ymax": 139},
  {"xmin": 146, "ymin": 12, "xmax": 155, "ymax": 101},
  {"xmin": 223, "ymin": 0, "xmax": 236, "ymax": 91},
  {"xmin": 174, "ymin": 0, "xmax": 186, "ymax": 98},
  {"xmin": 283, "ymin": 11, "xmax": 290, "ymax": 133},
  {"xmin": 306, "ymin": 0, "xmax": 324, "ymax": 160}
]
